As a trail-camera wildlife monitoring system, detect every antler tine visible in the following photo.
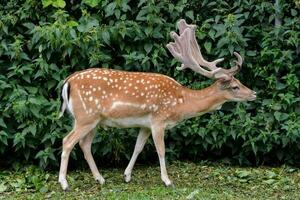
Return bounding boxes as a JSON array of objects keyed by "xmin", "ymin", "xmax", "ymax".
[
  {"xmin": 226, "ymin": 52, "xmax": 243, "ymax": 75},
  {"xmin": 177, "ymin": 19, "xmax": 196, "ymax": 34}
]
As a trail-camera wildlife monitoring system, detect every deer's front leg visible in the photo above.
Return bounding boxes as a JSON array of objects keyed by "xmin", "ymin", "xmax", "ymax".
[
  {"xmin": 151, "ymin": 124, "xmax": 172, "ymax": 186},
  {"xmin": 124, "ymin": 128, "xmax": 151, "ymax": 183}
]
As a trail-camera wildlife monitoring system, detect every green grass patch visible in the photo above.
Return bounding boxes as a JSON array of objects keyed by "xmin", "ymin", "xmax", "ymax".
[{"xmin": 1, "ymin": 161, "xmax": 300, "ymax": 199}]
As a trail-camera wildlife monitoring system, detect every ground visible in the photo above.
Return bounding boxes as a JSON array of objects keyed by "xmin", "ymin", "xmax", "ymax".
[{"xmin": 0, "ymin": 161, "xmax": 300, "ymax": 199}]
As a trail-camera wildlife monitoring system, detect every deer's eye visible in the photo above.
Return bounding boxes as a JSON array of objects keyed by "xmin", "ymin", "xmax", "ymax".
[{"xmin": 232, "ymin": 86, "xmax": 239, "ymax": 91}]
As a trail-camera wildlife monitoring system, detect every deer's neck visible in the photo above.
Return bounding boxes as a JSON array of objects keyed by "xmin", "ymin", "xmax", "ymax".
[{"xmin": 179, "ymin": 83, "xmax": 227, "ymax": 119}]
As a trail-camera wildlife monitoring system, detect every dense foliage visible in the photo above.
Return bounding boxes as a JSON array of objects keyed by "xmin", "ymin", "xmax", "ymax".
[{"xmin": 0, "ymin": 0, "xmax": 299, "ymax": 168}]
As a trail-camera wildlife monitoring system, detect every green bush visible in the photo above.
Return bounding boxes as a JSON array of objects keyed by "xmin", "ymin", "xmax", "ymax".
[{"xmin": 0, "ymin": 0, "xmax": 299, "ymax": 168}]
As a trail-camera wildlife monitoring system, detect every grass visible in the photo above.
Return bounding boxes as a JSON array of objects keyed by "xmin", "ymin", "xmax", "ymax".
[{"xmin": 0, "ymin": 161, "xmax": 300, "ymax": 199}]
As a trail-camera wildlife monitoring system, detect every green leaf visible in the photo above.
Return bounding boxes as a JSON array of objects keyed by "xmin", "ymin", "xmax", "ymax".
[
  {"xmin": 29, "ymin": 124, "xmax": 37, "ymax": 136},
  {"xmin": 114, "ymin": 9, "xmax": 121, "ymax": 19},
  {"xmin": 70, "ymin": 29, "xmax": 77, "ymax": 39},
  {"xmin": 43, "ymin": 0, "xmax": 66, "ymax": 8},
  {"xmin": 101, "ymin": 30, "xmax": 110, "ymax": 45},
  {"xmin": 236, "ymin": 170, "xmax": 251, "ymax": 178},
  {"xmin": 204, "ymin": 42, "xmax": 212, "ymax": 53},
  {"xmin": 217, "ymin": 37, "xmax": 228, "ymax": 48},
  {"xmin": 41, "ymin": 0, "xmax": 52, "ymax": 8},
  {"xmin": 276, "ymin": 82, "xmax": 286, "ymax": 90},
  {"xmin": 40, "ymin": 186, "xmax": 49, "ymax": 193},
  {"xmin": 0, "ymin": 183, "xmax": 7, "ymax": 193},
  {"xmin": 246, "ymin": 51, "xmax": 256, "ymax": 56},
  {"xmin": 263, "ymin": 179, "xmax": 276, "ymax": 185},
  {"xmin": 0, "ymin": 118, "xmax": 6, "ymax": 128},
  {"xmin": 23, "ymin": 23, "xmax": 35, "ymax": 30},
  {"xmin": 185, "ymin": 11, "xmax": 194, "ymax": 20},
  {"xmin": 291, "ymin": 9, "xmax": 298, "ymax": 17},
  {"xmin": 0, "ymin": 131, "xmax": 8, "ymax": 145},
  {"xmin": 138, "ymin": 0, "xmax": 147, "ymax": 7},
  {"xmin": 273, "ymin": 112, "xmax": 281, "ymax": 121},
  {"xmin": 87, "ymin": 19, "xmax": 99, "ymax": 29},
  {"xmin": 214, "ymin": 24, "xmax": 226, "ymax": 38},
  {"xmin": 105, "ymin": 2, "xmax": 116, "ymax": 17},
  {"xmin": 77, "ymin": 24, "xmax": 86, "ymax": 32},
  {"xmin": 208, "ymin": 30, "xmax": 215, "ymax": 40},
  {"xmin": 266, "ymin": 171, "xmax": 277, "ymax": 179},
  {"xmin": 153, "ymin": 27, "xmax": 163, "ymax": 39},
  {"xmin": 251, "ymin": 142, "xmax": 258, "ymax": 155},
  {"xmin": 274, "ymin": 111, "xmax": 289, "ymax": 121},
  {"xmin": 83, "ymin": 0, "xmax": 99, "ymax": 7},
  {"xmin": 53, "ymin": 0, "xmax": 66, "ymax": 8},
  {"xmin": 136, "ymin": 9, "xmax": 148, "ymax": 21},
  {"xmin": 144, "ymin": 43, "xmax": 153, "ymax": 54},
  {"xmin": 144, "ymin": 27, "xmax": 153, "ymax": 36},
  {"xmin": 67, "ymin": 21, "xmax": 79, "ymax": 27}
]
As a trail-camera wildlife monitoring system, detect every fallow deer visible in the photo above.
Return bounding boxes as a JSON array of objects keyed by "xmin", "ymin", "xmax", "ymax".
[{"xmin": 58, "ymin": 19, "xmax": 256, "ymax": 190}]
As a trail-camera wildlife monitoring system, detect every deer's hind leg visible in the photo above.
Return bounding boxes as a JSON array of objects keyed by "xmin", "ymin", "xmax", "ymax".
[
  {"xmin": 79, "ymin": 130, "xmax": 105, "ymax": 184},
  {"xmin": 58, "ymin": 120, "xmax": 99, "ymax": 190}
]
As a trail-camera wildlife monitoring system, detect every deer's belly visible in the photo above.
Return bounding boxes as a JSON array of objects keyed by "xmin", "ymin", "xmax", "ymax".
[{"xmin": 100, "ymin": 115, "xmax": 151, "ymax": 128}]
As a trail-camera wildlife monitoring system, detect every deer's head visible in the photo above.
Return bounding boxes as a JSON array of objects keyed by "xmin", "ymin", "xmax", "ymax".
[{"xmin": 217, "ymin": 78, "xmax": 256, "ymax": 102}]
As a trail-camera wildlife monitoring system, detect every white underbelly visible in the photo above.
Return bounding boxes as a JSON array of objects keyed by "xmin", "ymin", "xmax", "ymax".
[{"xmin": 100, "ymin": 115, "xmax": 151, "ymax": 128}]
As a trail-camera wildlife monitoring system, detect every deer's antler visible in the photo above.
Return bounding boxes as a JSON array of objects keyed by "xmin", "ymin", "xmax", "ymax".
[{"xmin": 166, "ymin": 19, "xmax": 243, "ymax": 80}]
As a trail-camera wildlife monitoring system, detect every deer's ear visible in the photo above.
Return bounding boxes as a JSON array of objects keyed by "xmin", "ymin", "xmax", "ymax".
[{"xmin": 219, "ymin": 78, "xmax": 232, "ymax": 90}]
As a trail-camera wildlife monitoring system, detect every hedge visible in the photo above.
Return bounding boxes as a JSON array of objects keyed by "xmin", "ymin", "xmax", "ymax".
[{"xmin": 0, "ymin": 0, "xmax": 299, "ymax": 168}]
